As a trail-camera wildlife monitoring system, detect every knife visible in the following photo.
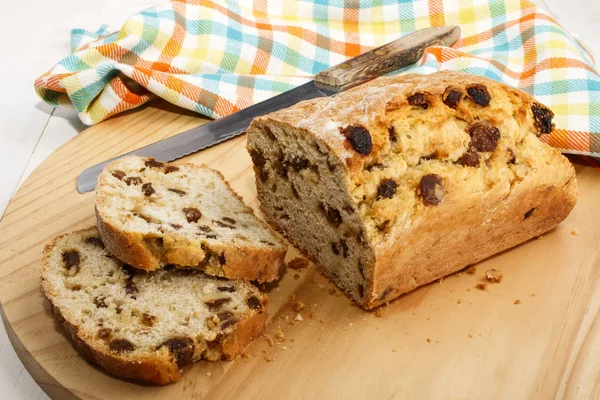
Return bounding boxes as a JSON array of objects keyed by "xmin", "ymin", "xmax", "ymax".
[{"xmin": 77, "ymin": 25, "xmax": 461, "ymax": 193}]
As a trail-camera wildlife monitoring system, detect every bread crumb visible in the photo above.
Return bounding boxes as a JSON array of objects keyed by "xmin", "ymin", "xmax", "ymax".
[
  {"xmin": 206, "ymin": 372, "xmax": 212, "ymax": 377},
  {"xmin": 287, "ymin": 257, "xmax": 309, "ymax": 270},
  {"xmin": 293, "ymin": 273, "xmax": 300, "ymax": 280},
  {"xmin": 475, "ymin": 283, "xmax": 487, "ymax": 291},
  {"xmin": 531, "ymin": 292, "xmax": 537, "ymax": 297},
  {"xmin": 537, "ymin": 235, "xmax": 544, "ymax": 240},
  {"xmin": 375, "ymin": 306, "xmax": 388, "ymax": 318},
  {"xmin": 240, "ymin": 352, "xmax": 252, "ymax": 359},
  {"xmin": 318, "ymin": 284, "xmax": 326, "ymax": 290},
  {"xmin": 291, "ymin": 301, "xmax": 305, "ymax": 312},
  {"xmin": 281, "ymin": 346, "xmax": 287, "ymax": 351},
  {"xmin": 328, "ymin": 287, "xmax": 336, "ymax": 295},
  {"xmin": 264, "ymin": 335, "xmax": 274, "ymax": 347},
  {"xmin": 349, "ymin": 322, "xmax": 354, "ymax": 327},
  {"xmin": 571, "ymin": 229, "xmax": 579, "ymax": 236},
  {"xmin": 438, "ymin": 277, "xmax": 443, "ymax": 284},
  {"xmin": 295, "ymin": 313, "xmax": 304, "ymax": 321},
  {"xmin": 265, "ymin": 355, "xmax": 275, "ymax": 362},
  {"xmin": 426, "ymin": 316, "xmax": 430, "ymax": 321},
  {"xmin": 426, "ymin": 338, "xmax": 431, "ymax": 343},
  {"xmin": 274, "ymin": 330, "xmax": 285, "ymax": 341},
  {"xmin": 485, "ymin": 269, "xmax": 503, "ymax": 283},
  {"xmin": 457, "ymin": 299, "xmax": 462, "ymax": 304},
  {"xmin": 392, "ymin": 348, "xmax": 397, "ymax": 352},
  {"xmin": 468, "ymin": 334, "xmax": 473, "ymax": 338},
  {"xmin": 467, "ymin": 266, "xmax": 477, "ymax": 275},
  {"xmin": 309, "ymin": 311, "xmax": 317, "ymax": 319},
  {"xmin": 514, "ymin": 299, "xmax": 521, "ymax": 304}
]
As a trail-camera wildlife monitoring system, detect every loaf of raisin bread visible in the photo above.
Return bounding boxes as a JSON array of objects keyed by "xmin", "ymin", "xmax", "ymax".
[
  {"xmin": 41, "ymin": 228, "xmax": 267, "ymax": 384},
  {"xmin": 95, "ymin": 156, "xmax": 286, "ymax": 282},
  {"xmin": 246, "ymin": 71, "xmax": 577, "ymax": 310}
]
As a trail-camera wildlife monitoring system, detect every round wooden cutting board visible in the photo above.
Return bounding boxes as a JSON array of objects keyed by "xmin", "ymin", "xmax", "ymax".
[{"xmin": 0, "ymin": 100, "xmax": 598, "ymax": 400}]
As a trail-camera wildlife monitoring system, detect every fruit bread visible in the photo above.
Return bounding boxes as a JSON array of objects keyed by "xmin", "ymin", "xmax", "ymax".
[
  {"xmin": 41, "ymin": 227, "xmax": 267, "ymax": 384},
  {"xmin": 95, "ymin": 156, "xmax": 286, "ymax": 282},
  {"xmin": 246, "ymin": 71, "xmax": 577, "ymax": 310}
]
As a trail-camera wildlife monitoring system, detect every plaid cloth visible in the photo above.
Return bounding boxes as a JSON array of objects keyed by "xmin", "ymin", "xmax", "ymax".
[{"xmin": 34, "ymin": 0, "xmax": 600, "ymax": 157}]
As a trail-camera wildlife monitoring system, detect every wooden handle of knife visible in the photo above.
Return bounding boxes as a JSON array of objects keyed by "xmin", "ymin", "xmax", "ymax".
[{"xmin": 314, "ymin": 25, "xmax": 461, "ymax": 91}]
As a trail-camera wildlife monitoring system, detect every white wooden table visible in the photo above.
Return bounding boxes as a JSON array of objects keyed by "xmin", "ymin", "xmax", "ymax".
[{"xmin": 0, "ymin": 1, "xmax": 597, "ymax": 398}]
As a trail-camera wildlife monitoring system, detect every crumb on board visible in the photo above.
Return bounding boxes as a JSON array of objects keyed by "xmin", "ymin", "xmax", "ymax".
[
  {"xmin": 275, "ymin": 330, "xmax": 285, "ymax": 341},
  {"xmin": 468, "ymin": 334, "xmax": 473, "ymax": 339},
  {"xmin": 514, "ymin": 299, "xmax": 521, "ymax": 305},
  {"xmin": 375, "ymin": 306, "xmax": 388, "ymax": 318},
  {"xmin": 264, "ymin": 335, "xmax": 274, "ymax": 347},
  {"xmin": 328, "ymin": 287, "xmax": 337, "ymax": 295},
  {"xmin": 485, "ymin": 269, "xmax": 503, "ymax": 283},
  {"xmin": 287, "ymin": 257, "xmax": 309, "ymax": 270},
  {"xmin": 571, "ymin": 229, "xmax": 579, "ymax": 236},
  {"xmin": 292, "ymin": 300, "xmax": 305, "ymax": 312},
  {"xmin": 392, "ymin": 348, "xmax": 397, "ymax": 352},
  {"xmin": 293, "ymin": 273, "xmax": 300, "ymax": 280},
  {"xmin": 467, "ymin": 266, "xmax": 477, "ymax": 275},
  {"xmin": 531, "ymin": 292, "xmax": 537, "ymax": 297},
  {"xmin": 318, "ymin": 284, "xmax": 326, "ymax": 290},
  {"xmin": 295, "ymin": 313, "xmax": 304, "ymax": 321},
  {"xmin": 475, "ymin": 283, "xmax": 487, "ymax": 291},
  {"xmin": 426, "ymin": 338, "xmax": 431, "ymax": 343},
  {"xmin": 265, "ymin": 355, "xmax": 275, "ymax": 362},
  {"xmin": 206, "ymin": 372, "xmax": 212, "ymax": 377},
  {"xmin": 457, "ymin": 299, "xmax": 462, "ymax": 304}
]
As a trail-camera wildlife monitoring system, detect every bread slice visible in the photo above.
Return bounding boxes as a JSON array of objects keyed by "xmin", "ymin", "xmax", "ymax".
[
  {"xmin": 246, "ymin": 71, "xmax": 577, "ymax": 309},
  {"xmin": 95, "ymin": 156, "xmax": 286, "ymax": 282},
  {"xmin": 41, "ymin": 227, "xmax": 267, "ymax": 384}
]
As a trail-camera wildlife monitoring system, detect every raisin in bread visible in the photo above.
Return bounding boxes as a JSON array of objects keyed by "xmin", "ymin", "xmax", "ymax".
[
  {"xmin": 246, "ymin": 71, "xmax": 577, "ymax": 310},
  {"xmin": 95, "ymin": 156, "xmax": 286, "ymax": 282},
  {"xmin": 41, "ymin": 228, "xmax": 267, "ymax": 384}
]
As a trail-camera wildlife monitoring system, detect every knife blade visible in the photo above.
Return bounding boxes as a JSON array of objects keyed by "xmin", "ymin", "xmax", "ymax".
[{"xmin": 77, "ymin": 25, "xmax": 461, "ymax": 193}]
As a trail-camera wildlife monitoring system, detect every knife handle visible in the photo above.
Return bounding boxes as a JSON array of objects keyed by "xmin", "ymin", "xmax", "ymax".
[{"xmin": 314, "ymin": 25, "xmax": 461, "ymax": 91}]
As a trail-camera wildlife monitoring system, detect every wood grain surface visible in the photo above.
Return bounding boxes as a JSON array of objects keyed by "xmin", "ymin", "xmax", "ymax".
[
  {"xmin": 314, "ymin": 26, "xmax": 461, "ymax": 90},
  {"xmin": 0, "ymin": 99, "xmax": 598, "ymax": 400}
]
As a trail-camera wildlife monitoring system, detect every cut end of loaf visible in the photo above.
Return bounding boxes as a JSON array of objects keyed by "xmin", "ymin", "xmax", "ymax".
[
  {"xmin": 246, "ymin": 120, "xmax": 376, "ymax": 308},
  {"xmin": 41, "ymin": 227, "xmax": 267, "ymax": 384},
  {"xmin": 95, "ymin": 156, "xmax": 286, "ymax": 282}
]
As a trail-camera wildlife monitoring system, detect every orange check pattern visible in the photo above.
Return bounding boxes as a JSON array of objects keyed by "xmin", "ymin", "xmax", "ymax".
[{"xmin": 34, "ymin": 0, "xmax": 600, "ymax": 157}]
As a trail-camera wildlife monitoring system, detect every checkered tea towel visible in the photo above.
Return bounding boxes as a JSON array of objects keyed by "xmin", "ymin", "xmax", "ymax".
[{"xmin": 34, "ymin": 0, "xmax": 600, "ymax": 157}]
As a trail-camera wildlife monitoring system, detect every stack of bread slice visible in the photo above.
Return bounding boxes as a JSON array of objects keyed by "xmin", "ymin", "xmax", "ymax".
[{"xmin": 41, "ymin": 156, "xmax": 286, "ymax": 384}]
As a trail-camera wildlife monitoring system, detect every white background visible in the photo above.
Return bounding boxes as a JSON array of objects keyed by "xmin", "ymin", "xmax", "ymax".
[{"xmin": 0, "ymin": 0, "xmax": 598, "ymax": 398}]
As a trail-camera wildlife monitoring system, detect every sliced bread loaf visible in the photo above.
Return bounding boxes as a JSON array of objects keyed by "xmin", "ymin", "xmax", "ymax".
[
  {"xmin": 41, "ymin": 227, "xmax": 267, "ymax": 384},
  {"xmin": 246, "ymin": 71, "xmax": 577, "ymax": 309},
  {"xmin": 95, "ymin": 156, "xmax": 286, "ymax": 282}
]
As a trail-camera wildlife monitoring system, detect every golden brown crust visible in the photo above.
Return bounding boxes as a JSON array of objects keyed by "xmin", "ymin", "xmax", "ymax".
[
  {"xmin": 48, "ymin": 302, "xmax": 180, "ymax": 384},
  {"xmin": 95, "ymin": 157, "xmax": 286, "ymax": 282},
  {"xmin": 219, "ymin": 296, "xmax": 268, "ymax": 359},
  {"xmin": 95, "ymin": 207, "xmax": 160, "ymax": 270},
  {"xmin": 366, "ymin": 173, "xmax": 577, "ymax": 309}
]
